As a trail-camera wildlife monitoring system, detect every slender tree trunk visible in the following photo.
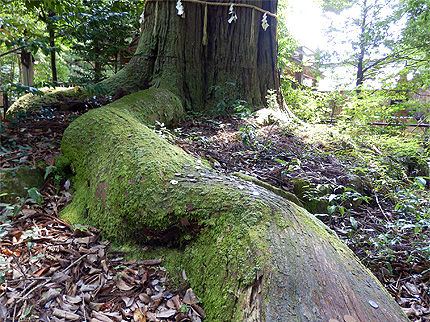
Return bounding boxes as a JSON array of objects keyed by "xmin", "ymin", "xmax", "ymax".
[
  {"xmin": 114, "ymin": 53, "xmax": 118, "ymax": 74},
  {"xmin": 39, "ymin": 10, "xmax": 58, "ymax": 84},
  {"xmin": 3, "ymin": 92, "xmax": 9, "ymax": 118},
  {"xmin": 356, "ymin": 0, "xmax": 368, "ymax": 87},
  {"xmin": 19, "ymin": 50, "xmax": 34, "ymax": 87},
  {"xmin": 356, "ymin": 53, "xmax": 365, "ymax": 87},
  {"xmin": 49, "ymin": 27, "xmax": 58, "ymax": 84}
]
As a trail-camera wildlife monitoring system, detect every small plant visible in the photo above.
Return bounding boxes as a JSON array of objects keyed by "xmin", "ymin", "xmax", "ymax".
[
  {"xmin": 27, "ymin": 187, "xmax": 43, "ymax": 206},
  {"xmin": 180, "ymin": 304, "xmax": 190, "ymax": 313},
  {"xmin": 238, "ymin": 124, "xmax": 257, "ymax": 148},
  {"xmin": 151, "ymin": 121, "xmax": 181, "ymax": 143},
  {"xmin": 72, "ymin": 223, "xmax": 90, "ymax": 232},
  {"xmin": 0, "ymin": 196, "xmax": 23, "ymax": 219},
  {"xmin": 0, "ymin": 261, "xmax": 11, "ymax": 284},
  {"xmin": 44, "ymin": 165, "xmax": 57, "ymax": 180},
  {"xmin": 391, "ymin": 177, "xmax": 430, "ymax": 220},
  {"xmin": 233, "ymin": 100, "xmax": 252, "ymax": 119},
  {"xmin": 210, "ymin": 82, "xmax": 245, "ymax": 115},
  {"xmin": 326, "ymin": 187, "xmax": 371, "ymax": 212},
  {"xmin": 22, "ymin": 227, "xmax": 42, "ymax": 241},
  {"xmin": 113, "ymin": 264, "xmax": 127, "ymax": 279}
]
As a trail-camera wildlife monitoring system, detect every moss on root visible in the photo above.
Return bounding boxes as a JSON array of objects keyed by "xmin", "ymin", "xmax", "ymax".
[
  {"xmin": 232, "ymin": 172, "xmax": 304, "ymax": 207},
  {"xmin": 59, "ymin": 87, "xmax": 408, "ymax": 321},
  {"xmin": 6, "ymin": 87, "xmax": 90, "ymax": 118},
  {"xmin": 60, "ymin": 87, "xmax": 272, "ymax": 319}
]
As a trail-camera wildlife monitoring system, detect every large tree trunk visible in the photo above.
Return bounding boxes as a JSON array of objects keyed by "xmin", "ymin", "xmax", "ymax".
[
  {"xmin": 57, "ymin": 0, "xmax": 407, "ymax": 320},
  {"xmin": 102, "ymin": 0, "xmax": 280, "ymax": 112},
  {"xmin": 60, "ymin": 88, "xmax": 407, "ymax": 321}
]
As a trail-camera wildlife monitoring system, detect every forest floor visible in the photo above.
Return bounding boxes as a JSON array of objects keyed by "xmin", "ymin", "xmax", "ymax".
[{"xmin": 1, "ymin": 107, "xmax": 429, "ymax": 321}]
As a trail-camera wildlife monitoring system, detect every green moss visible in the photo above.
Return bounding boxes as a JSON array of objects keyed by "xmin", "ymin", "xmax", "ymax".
[
  {"xmin": 6, "ymin": 87, "xmax": 90, "ymax": 118},
  {"xmin": 54, "ymin": 155, "xmax": 71, "ymax": 172},
  {"xmin": 109, "ymin": 199, "xmax": 273, "ymax": 320},
  {"xmin": 290, "ymin": 178, "xmax": 329, "ymax": 214},
  {"xmin": 60, "ymin": 88, "xmax": 187, "ymax": 240}
]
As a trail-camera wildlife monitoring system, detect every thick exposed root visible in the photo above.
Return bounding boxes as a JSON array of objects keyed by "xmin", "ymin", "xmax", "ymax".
[{"xmin": 59, "ymin": 88, "xmax": 407, "ymax": 321}]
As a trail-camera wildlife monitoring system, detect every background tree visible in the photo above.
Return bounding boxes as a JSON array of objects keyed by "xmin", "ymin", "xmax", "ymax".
[
  {"xmin": 69, "ymin": 0, "xmax": 142, "ymax": 83},
  {"xmin": 396, "ymin": 0, "xmax": 430, "ymax": 87},
  {"xmin": 0, "ymin": 2, "xmax": 46, "ymax": 110},
  {"xmin": 21, "ymin": 0, "xmax": 82, "ymax": 84},
  {"xmin": 321, "ymin": 0, "xmax": 405, "ymax": 88},
  {"xmin": 0, "ymin": 0, "xmax": 142, "ymax": 103}
]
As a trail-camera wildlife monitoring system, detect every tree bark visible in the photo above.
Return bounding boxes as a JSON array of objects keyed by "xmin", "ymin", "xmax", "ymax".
[
  {"xmin": 59, "ymin": 88, "xmax": 407, "ymax": 321},
  {"xmin": 102, "ymin": 0, "xmax": 281, "ymax": 112},
  {"xmin": 19, "ymin": 50, "xmax": 35, "ymax": 87}
]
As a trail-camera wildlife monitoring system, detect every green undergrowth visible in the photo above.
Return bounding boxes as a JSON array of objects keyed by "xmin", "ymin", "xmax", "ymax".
[
  {"xmin": 295, "ymin": 121, "xmax": 430, "ymax": 266},
  {"xmin": 296, "ymin": 122, "xmax": 429, "ymax": 189}
]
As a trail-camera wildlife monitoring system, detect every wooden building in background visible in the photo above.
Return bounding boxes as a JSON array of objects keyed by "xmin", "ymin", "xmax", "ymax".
[{"xmin": 283, "ymin": 46, "xmax": 320, "ymax": 88}]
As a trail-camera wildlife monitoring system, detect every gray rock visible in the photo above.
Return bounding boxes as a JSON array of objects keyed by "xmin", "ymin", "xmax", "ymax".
[{"xmin": 0, "ymin": 166, "xmax": 44, "ymax": 203}]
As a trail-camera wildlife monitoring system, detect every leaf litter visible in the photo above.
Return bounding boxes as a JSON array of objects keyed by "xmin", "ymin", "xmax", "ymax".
[
  {"xmin": 0, "ymin": 193, "xmax": 204, "ymax": 321},
  {"xmin": 1, "ymin": 110, "xmax": 204, "ymax": 321}
]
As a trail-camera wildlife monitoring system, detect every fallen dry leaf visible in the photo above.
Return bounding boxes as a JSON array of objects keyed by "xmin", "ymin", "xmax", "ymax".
[
  {"xmin": 183, "ymin": 288, "xmax": 199, "ymax": 305},
  {"xmin": 133, "ymin": 307, "xmax": 147, "ymax": 322},
  {"xmin": 53, "ymin": 308, "xmax": 80, "ymax": 320},
  {"xmin": 116, "ymin": 278, "xmax": 134, "ymax": 291}
]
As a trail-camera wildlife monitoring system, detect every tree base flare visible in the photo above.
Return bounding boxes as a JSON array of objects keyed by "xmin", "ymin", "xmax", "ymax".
[{"xmin": 60, "ymin": 88, "xmax": 408, "ymax": 321}]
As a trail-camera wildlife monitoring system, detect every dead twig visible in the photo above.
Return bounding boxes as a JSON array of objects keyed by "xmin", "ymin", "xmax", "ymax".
[
  {"xmin": 8, "ymin": 276, "xmax": 47, "ymax": 283},
  {"xmin": 17, "ymin": 253, "xmax": 89, "ymax": 304},
  {"xmin": 64, "ymin": 253, "xmax": 89, "ymax": 272},
  {"xmin": 375, "ymin": 192, "xmax": 390, "ymax": 222}
]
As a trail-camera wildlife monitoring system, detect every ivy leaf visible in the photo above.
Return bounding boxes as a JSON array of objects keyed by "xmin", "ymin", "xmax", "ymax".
[{"xmin": 27, "ymin": 187, "xmax": 43, "ymax": 206}]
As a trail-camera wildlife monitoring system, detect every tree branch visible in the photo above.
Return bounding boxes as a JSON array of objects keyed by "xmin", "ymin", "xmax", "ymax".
[{"xmin": 0, "ymin": 46, "xmax": 25, "ymax": 58}]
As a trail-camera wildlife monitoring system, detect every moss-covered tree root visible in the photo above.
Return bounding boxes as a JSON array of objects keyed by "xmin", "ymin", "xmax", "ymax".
[
  {"xmin": 60, "ymin": 88, "xmax": 407, "ymax": 321},
  {"xmin": 6, "ymin": 87, "xmax": 91, "ymax": 117}
]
